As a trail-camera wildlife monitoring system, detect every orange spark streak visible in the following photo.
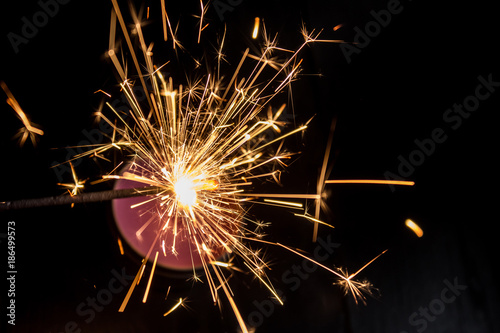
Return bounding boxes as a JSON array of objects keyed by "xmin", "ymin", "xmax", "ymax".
[
  {"xmin": 240, "ymin": 193, "xmax": 320, "ymax": 199},
  {"xmin": 197, "ymin": 0, "xmax": 205, "ymax": 44},
  {"xmin": 160, "ymin": 0, "xmax": 168, "ymax": 41},
  {"xmin": 119, "ymin": 262, "xmax": 146, "ymax": 312},
  {"xmin": 325, "ymin": 179, "xmax": 415, "ymax": 186},
  {"xmin": 110, "ymin": 0, "xmax": 152, "ymax": 110},
  {"xmin": 143, "ymin": 251, "xmax": 159, "ymax": 303},
  {"xmin": 252, "ymin": 17, "xmax": 260, "ymax": 39},
  {"xmin": 405, "ymin": 219, "xmax": 423, "ymax": 237},
  {"xmin": 264, "ymin": 199, "xmax": 303, "ymax": 208},
  {"xmin": 313, "ymin": 117, "xmax": 336, "ymax": 242},
  {"xmin": 163, "ymin": 297, "xmax": 185, "ymax": 317},
  {"xmin": 348, "ymin": 249, "xmax": 388, "ymax": 280},
  {"xmin": 94, "ymin": 89, "xmax": 112, "ymax": 98},
  {"xmin": 117, "ymin": 237, "xmax": 124, "ymax": 255},
  {"xmin": 211, "ymin": 263, "xmax": 249, "ymax": 333},
  {"xmin": 294, "ymin": 213, "xmax": 335, "ymax": 229},
  {"xmin": 1, "ymin": 81, "xmax": 44, "ymax": 146}
]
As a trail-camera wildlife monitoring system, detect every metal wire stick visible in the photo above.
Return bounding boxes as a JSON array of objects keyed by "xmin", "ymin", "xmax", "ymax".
[{"xmin": 0, "ymin": 186, "xmax": 166, "ymax": 211}]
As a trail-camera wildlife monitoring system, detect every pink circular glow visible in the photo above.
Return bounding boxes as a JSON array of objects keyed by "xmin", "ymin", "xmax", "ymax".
[{"xmin": 112, "ymin": 175, "xmax": 208, "ymax": 271}]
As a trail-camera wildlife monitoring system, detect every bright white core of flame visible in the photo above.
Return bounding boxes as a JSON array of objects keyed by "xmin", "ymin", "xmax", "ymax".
[{"xmin": 174, "ymin": 177, "xmax": 197, "ymax": 206}]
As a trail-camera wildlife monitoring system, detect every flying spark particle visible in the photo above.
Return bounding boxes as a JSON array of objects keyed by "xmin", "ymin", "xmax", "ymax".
[
  {"xmin": 252, "ymin": 17, "xmax": 260, "ymax": 39},
  {"xmin": 1, "ymin": 81, "xmax": 44, "ymax": 146},
  {"xmin": 405, "ymin": 219, "xmax": 423, "ymax": 237}
]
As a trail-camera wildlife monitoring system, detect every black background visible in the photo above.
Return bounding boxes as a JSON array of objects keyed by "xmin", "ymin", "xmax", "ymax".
[{"xmin": 1, "ymin": 0, "xmax": 499, "ymax": 332}]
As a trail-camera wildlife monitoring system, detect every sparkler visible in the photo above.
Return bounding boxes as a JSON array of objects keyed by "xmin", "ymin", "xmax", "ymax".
[
  {"xmin": 0, "ymin": 1, "xmax": 416, "ymax": 332},
  {"xmin": 100, "ymin": 3, "xmax": 376, "ymax": 329},
  {"xmin": 0, "ymin": 186, "xmax": 163, "ymax": 211}
]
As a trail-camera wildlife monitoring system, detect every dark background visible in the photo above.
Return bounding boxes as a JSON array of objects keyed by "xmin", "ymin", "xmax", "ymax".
[{"xmin": 1, "ymin": 0, "xmax": 498, "ymax": 332}]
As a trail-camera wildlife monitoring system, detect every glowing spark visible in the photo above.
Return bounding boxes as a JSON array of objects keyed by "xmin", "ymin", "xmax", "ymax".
[
  {"xmin": 313, "ymin": 117, "xmax": 336, "ymax": 241},
  {"xmin": 163, "ymin": 297, "xmax": 186, "ymax": 317},
  {"xmin": 294, "ymin": 213, "xmax": 335, "ymax": 230},
  {"xmin": 57, "ymin": 162, "xmax": 86, "ymax": 208},
  {"xmin": 160, "ymin": 0, "xmax": 168, "ymax": 41},
  {"xmin": 264, "ymin": 199, "xmax": 303, "ymax": 208},
  {"xmin": 117, "ymin": 237, "xmax": 125, "ymax": 255},
  {"xmin": 326, "ymin": 179, "xmax": 415, "ymax": 186},
  {"xmin": 211, "ymin": 261, "xmax": 231, "ymax": 268},
  {"xmin": 252, "ymin": 17, "xmax": 260, "ymax": 39},
  {"xmin": 108, "ymin": 12, "xmax": 127, "ymax": 83},
  {"xmin": 119, "ymin": 262, "xmax": 146, "ymax": 312},
  {"xmin": 165, "ymin": 286, "xmax": 171, "ymax": 300},
  {"xmin": 333, "ymin": 24, "xmax": 343, "ymax": 31},
  {"xmin": 93, "ymin": 89, "xmax": 112, "ymax": 98},
  {"xmin": 405, "ymin": 219, "xmax": 423, "ymax": 237},
  {"xmin": 242, "ymin": 193, "xmax": 321, "ymax": 199},
  {"xmin": 334, "ymin": 249, "xmax": 388, "ymax": 305},
  {"xmin": 110, "ymin": 0, "xmax": 153, "ymax": 109},
  {"xmin": 244, "ymin": 262, "xmax": 283, "ymax": 305},
  {"xmin": 272, "ymin": 242, "xmax": 385, "ymax": 305},
  {"xmin": 1, "ymin": 81, "xmax": 44, "ymax": 146},
  {"xmin": 334, "ymin": 269, "xmax": 378, "ymax": 306},
  {"xmin": 197, "ymin": 0, "xmax": 208, "ymax": 44},
  {"xmin": 351, "ymin": 249, "xmax": 388, "ymax": 280},
  {"xmin": 143, "ymin": 251, "xmax": 159, "ymax": 303}
]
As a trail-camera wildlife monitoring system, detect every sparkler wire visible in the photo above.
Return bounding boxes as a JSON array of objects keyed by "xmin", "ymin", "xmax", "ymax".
[{"xmin": 0, "ymin": 186, "xmax": 165, "ymax": 211}]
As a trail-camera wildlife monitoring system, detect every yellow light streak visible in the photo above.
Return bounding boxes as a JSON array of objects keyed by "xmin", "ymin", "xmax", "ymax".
[
  {"xmin": 1, "ymin": 81, "xmax": 44, "ymax": 146},
  {"xmin": 264, "ymin": 199, "xmax": 303, "ymax": 208},
  {"xmin": 240, "ymin": 193, "xmax": 321, "ymax": 199},
  {"xmin": 333, "ymin": 24, "xmax": 343, "ymax": 31},
  {"xmin": 117, "ymin": 237, "xmax": 124, "ymax": 255},
  {"xmin": 405, "ymin": 219, "xmax": 424, "ymax": 237},
  {"xmin": 244, "ymin": 262, "xmax": 283, "ymax": 305},
  {"xmin": 294, "ymin": 213, "xmax": 334, "ymax": 230},
  {"xmin": 325, "ymin": 179, "xmax": 415, "ymax": 186},
  {"xmin": 313, "ymin": 117, "xmax": 336, "ymax": 242},
  {"xmin": 252, "ymin": 17, "xmax": 260, "ymax": 39},
  {"xmin": 143, "ymin": 251, "xmax": 159, "ymax": 303},
  {"xmin": 211, "ymin": 261, "xmax": 230, "ymax": 268},
  {"xmin": 163, "ymin": 298, "xmax": 186, "ymax": 317},
  {"xmin": 119, "ymin": 262, "xmax": 146, "ymax": 312}
]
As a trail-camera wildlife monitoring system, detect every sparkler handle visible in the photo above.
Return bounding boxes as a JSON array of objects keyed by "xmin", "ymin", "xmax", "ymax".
[{"xmin": 0, "ymin": 186, "xmax": 165, "ymax": 211}]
